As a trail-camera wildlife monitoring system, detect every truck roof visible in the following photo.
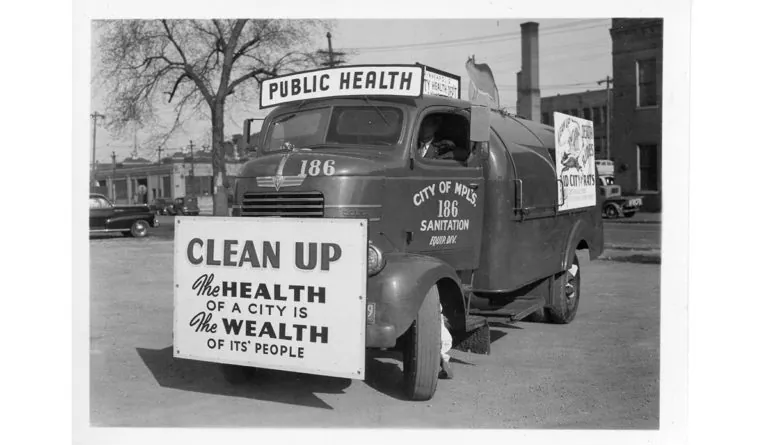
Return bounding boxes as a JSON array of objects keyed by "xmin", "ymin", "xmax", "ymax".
[{"xmin": 266, "ymin": 94, "xmax": 556, "ymax": 156}]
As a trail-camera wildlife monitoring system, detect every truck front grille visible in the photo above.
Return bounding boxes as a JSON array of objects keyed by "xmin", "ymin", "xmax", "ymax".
[{"xmin": 241, "ymin": 191, "xmax": 324, "ymax": 217}]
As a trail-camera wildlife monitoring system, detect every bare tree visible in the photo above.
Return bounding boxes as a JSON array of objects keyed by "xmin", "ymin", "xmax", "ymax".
[{"xmin": 96, "ymin": 19, "xmax": 328, "ymax": 214}]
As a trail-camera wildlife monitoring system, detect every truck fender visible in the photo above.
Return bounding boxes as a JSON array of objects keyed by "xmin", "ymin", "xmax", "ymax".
[
  {"xmin": 560, "ymin": 219, "xmax": 589, "ymax": 271},
  {"xmin": 368, "ymin": 252, "xmax": 464, "ymax": 339}
]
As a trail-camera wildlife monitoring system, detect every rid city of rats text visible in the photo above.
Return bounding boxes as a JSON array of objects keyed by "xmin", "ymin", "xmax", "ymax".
[{"xmin": 184, "ymin": 239, "xmax": 342, "ymax": 360}]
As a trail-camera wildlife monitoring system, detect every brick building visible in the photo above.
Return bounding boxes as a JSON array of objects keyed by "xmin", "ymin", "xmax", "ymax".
[
  {"xmin": 610, "ymin": 18, "xmax": 663, "ymax": 212},
  {"xmin": 541, "ymin": 90, "xmax": 610, "ymax": 159}
]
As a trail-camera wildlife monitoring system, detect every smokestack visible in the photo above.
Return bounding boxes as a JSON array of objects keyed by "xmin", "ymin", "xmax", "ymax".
[{"xmin": 519, "ymin": 22, "xmax": 541, "ymax": 122}]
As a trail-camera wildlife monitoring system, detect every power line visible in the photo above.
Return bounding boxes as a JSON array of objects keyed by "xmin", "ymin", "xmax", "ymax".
[{"xmin": 338, "ymin": 21, "xmax": 607, "ymax": 54}]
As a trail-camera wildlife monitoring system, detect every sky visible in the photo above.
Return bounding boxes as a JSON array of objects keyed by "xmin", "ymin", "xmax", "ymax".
[{"xmin": 90, "ymin": 18, "xmax": 612, "ymax": 164}]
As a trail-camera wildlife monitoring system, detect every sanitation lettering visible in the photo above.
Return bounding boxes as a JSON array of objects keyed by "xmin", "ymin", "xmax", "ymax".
[{"xmin": 413, "ymin": 180, "xmax": 476, "ymax": 239}]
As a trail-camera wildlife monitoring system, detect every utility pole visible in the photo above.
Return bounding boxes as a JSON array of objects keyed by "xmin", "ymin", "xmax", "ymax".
[
  {"xmin": 156, "ymin": 146, "xmax": 165, "ymax": 163},
  {"xmin": 597, "ymin": 76, "xmax": 613, "ymax": 160},
  {"xmin": 188, "ymin": 140, "xmax": 196, "ymax": 197},
  {"xmin": 90, "ymin": 112, "xmax": 105, "ymax": 190},
  {"xmin": 316, "ymin": 32, "xmax": 347, "ymax": 67},
  {"xmin": 110, "ymin": 151, "xmax": 117, "ymax": 201}
]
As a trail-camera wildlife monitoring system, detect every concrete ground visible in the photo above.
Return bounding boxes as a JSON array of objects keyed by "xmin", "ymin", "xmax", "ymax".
[{"xmin": 90, "ymin": 236, "xmax": 659, "ymax": 428}]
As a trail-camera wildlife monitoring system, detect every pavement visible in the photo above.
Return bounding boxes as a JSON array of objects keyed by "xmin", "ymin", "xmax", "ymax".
[
  {"xmin": 89, "ymin": 240, "xmax": 660, "ymax": 428},
  {"xmin": 604, "ymin": 212, "xmax": 661, "ymax": 225}
]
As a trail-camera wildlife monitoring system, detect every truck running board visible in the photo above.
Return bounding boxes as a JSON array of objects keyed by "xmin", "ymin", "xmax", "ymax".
[{"xmin": 468, "ymin": 298, "xmax": 545, "ymax": 322}]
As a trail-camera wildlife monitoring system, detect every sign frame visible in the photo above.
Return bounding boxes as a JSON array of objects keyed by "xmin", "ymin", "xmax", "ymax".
[
  {"xmin": 172, "ymin": 216, "xmax": 369, "ymax": 380},
  {"xmin": 554, "ymin": 112, "xmax": 597, "ymax": 211},
  {"xmin": 417, "ymin": 63, "xmax": 462, "ymax": 99},
  {"xmin": 259, "ymin": 64, "xmax": 426, "ymax": 109}
]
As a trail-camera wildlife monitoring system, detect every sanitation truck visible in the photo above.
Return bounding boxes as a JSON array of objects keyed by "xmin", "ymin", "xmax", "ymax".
[{"xmin": 172, "ymin": 64, "xmax": 603, "ymax": 401}]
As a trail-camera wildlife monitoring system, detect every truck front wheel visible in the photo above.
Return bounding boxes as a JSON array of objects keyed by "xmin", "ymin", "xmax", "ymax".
[
  {"xmin": 402, "ymin": 285, "xmax": 441, "ymax": 401},
  {"xmin": 547, "ymin": 254, "xmax": 581, "ymax": 324}
]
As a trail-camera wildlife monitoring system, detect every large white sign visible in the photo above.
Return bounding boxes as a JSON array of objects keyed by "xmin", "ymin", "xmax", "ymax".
[
  {"xmin": 173, "ymin": 217, "xmax": 368, "ymax": 380},
  {"xmin": 260, "ymin": 65, "xmax": 424, "ymax": 108},
  {"xmin": 422, "ymin": 66, "xmax": 460, "ymax": 99},
  {"xmin": 554, "ymin": 112, "xmax": 597, "ymax": 211}
]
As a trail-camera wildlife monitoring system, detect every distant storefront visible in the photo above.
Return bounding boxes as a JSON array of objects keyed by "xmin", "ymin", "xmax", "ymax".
[{"xmin": 93, "ymin": 157, "xmax": 247, "ymax": 206}]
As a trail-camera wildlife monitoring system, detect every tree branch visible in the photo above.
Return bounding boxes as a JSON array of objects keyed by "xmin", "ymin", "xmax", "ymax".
[
  {"xmin": 162, "ymin": 19, "xmax": 214, "ymax": 105},
  {"xmin": 165, "ymin": 73, "xmax": 190, "ymax": 102}
]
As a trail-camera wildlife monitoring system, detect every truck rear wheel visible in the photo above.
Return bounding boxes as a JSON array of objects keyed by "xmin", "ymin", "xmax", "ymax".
[
  {"xmin": 402, "ymin": 285, "xmax": 441, "ymax": 401},
  {"xmin": 547, "ymin": 254, "xmax": 581, "ymax": 324}
]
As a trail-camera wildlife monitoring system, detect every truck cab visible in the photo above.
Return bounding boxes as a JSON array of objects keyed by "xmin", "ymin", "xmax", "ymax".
[{"xmin": 231, "ymin": 64, "xmax": 603, "ymax": 400}]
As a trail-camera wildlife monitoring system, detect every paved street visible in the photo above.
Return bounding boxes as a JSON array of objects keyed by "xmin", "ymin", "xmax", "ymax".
[{"xmin": 90, "ymin": 235, "xmax": 659, "ymax": 428}]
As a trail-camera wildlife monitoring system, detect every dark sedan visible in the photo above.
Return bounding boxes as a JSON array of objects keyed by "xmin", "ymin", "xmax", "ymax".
[{"xmin": 89, "ymin": 193, "xmax": 159, "ymax": 237}]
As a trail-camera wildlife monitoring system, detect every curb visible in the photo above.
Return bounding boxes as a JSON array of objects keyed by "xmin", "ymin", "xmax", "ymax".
[
  {"xmin": 603, "ymin": 219, "xmax": 661, "ymax": 225},
  {"xmin": 604, "ymin": 244, "xmax": 660, "ymax": 252},
  {"xmin": 598, "ymin": 248, "xmax": 661, "ymax": 265}
]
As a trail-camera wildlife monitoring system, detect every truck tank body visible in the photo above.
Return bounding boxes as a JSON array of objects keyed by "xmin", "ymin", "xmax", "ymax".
[{"xmin": 472, "ymin": 113, "xmax": 603, "ymax": 293}]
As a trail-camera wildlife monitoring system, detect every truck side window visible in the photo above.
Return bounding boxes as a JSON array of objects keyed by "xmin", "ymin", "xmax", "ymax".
[{"xmin": 417, "ymin": 112, "xmax": 471, "ymax": 165}]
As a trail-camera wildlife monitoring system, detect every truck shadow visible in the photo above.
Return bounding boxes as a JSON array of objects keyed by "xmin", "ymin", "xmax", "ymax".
[
  {"xmin": 136, "ymin": 346, "xmax": 351, "ymax": 410},
  {"xmin": 363, "ymin": 350, "xmax": 407, "ymax": 400}
]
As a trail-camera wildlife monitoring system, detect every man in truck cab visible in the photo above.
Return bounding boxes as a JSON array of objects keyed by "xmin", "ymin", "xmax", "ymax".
[{"xmin": 417, "ymin": 114, "xmax": 470, "ymax": 163}]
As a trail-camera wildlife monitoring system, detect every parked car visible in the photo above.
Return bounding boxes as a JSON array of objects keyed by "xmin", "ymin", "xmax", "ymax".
[
  {"xmin": 150, "ymin": 198, "xmax": 169, "ymax": 215},
  {"xmin": 89, "ymin": 193, "xmax": 158, "ymax": 237},
  {"xmin": 167, "ymin": 196, "xmax": 200, "ymax": 216},
  {"xmin": 598, "ymin": 176, "xmax": 643, "ymax": 218}
]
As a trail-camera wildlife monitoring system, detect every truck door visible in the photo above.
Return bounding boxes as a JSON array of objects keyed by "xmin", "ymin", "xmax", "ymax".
[{"xmin": 399, "ymin": 109, "xmax": 485, "ymax": 272}]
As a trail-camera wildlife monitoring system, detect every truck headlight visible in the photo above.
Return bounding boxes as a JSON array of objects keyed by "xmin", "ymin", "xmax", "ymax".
[{"xmin": 367, "ymin": 242, "xmax": 386, "ymax": 276}]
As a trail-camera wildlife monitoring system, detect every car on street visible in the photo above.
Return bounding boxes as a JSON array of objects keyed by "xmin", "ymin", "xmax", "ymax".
[
  {"xmin": 150, "ymin": 198, "xmax": 171, "ymax": 215},
  {"xmin": 167, "ymin": 196, "xmax": 200, "ymax": 216},
  {"xmin": 599, "ymin": 175, "xmax": 643, "ymax": 218},
  {"xmin": 89, "ymin": 193, "xmax": 159, "ymax": 237}
]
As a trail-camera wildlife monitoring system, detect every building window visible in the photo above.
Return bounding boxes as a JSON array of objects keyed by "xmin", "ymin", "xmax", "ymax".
[
  {"xmin": 601, "ymin": 106, "xmax": 607, "ymax": 124},
  {"xmin": 582, "ymin": 108, "xmax": 591, "ymax": 121},
  {"xmin": 570, "ymin": 109, "xmax": 578, "ymax": 117},
  {"xmin": 542, "ymin": 112, "xmax": 550, "ymax": 125},
  {"xmin": 162, "ymin": 176, "xmax": 171, "ymax": 198},
  {"xmin": 637, "ymin": 144, "xmax": 659, "ymax": 191},
  {"xmin": 592, "ymin": 107, "xmax": 602, "ymax": 125},
  {"xmin": 636, "ymin": 59, "xmax": 658, "ymax": 107}
]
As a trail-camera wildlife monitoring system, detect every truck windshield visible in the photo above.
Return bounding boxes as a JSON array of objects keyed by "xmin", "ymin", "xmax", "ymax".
[{"xmin": 264, "ymin": 105, "xmax": 404, "ymax": 152}]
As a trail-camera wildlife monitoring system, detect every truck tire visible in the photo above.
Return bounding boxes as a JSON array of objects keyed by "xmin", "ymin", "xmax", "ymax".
[
  {"xmin": 546, "ymin": 254, "xmax": 581, "ymax": 324},
  {"xmin": 219, "ymin": 364, "xmax": 256, "ymax": 385},
  {"xmin": 604, "ymin": 203, "xmax": 620, "ymax": 219},
  {"xmin": 402, "ymin": 285, "xmax": 441, "ymax": 401},
  {"xmin": 129, "ymin": 220, "xmax": 149, "ymax": 238}
]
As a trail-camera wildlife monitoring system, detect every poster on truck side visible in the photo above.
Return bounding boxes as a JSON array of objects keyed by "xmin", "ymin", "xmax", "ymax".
[
  {"xmin": 173, "ymin": 217, "xmax": 368, "ymax": 380},
  {"xmin": 554, "ymin": 112, "xmax": 597, "ymax": 211}
]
